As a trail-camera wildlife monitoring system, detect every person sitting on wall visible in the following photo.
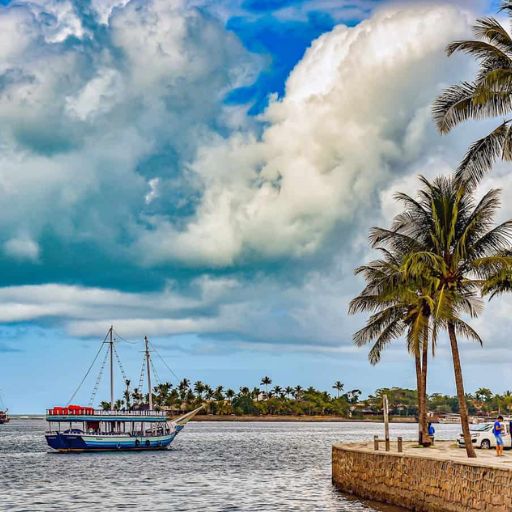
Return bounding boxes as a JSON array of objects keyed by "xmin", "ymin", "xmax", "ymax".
[{"xmin": 493, "ymin": 415, "xmax": 505, "ymax": 457}]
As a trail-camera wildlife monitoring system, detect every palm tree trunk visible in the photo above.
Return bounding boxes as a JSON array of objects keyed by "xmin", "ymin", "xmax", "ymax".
[
  {"xmin": 448, "ymin": 322, "xmax": 476, "ymax": 458},
  {"xmin": 420, "ymin": 335, "xmax": 431, "ymax": 446},
  {"xmin": 415, "ymin": 351, "xmax": 424, "ymax": 445}
]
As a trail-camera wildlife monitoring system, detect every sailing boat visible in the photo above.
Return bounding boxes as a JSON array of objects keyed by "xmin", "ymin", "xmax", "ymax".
[{"xmin": 45, "ymin": 327, "xmax": 202, "ymax": 452}]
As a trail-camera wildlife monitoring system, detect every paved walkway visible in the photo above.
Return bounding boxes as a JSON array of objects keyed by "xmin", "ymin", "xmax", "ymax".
[{"xmin": 336, "ymin": 440, "xmax": 512, "ymax": 469}]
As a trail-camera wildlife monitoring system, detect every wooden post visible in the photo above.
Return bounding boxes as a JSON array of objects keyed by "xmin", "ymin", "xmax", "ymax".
[
  {"xmin": 398, "ymin": 436, "xmax": 403, "ymax": 453},
  {"xmin": 383, "ymin": 394, "xmax": 390, "ymax": 452},
  {"xmin": 374, "ymin": 435, "xmax": 379, "ymax": 451}
]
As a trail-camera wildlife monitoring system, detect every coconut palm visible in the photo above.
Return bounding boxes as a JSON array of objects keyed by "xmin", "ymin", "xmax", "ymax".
[
  {"xmin": 375, "ymin": 175, "xmax": 512, "ymax": 457},
  {"xmin": 239, "ymin": 386, "xmax": 250, "ymax": 396},
  {"xmin": 285, "ymin": 386, "xmax": 294, "ymax": 398},
  {"xmin": 332, "ymin": 381, "xmax": 344, "ymax": 398},
  {"xmin": 214, "ymin": 386, "xmax": 224, "ymax": 401},
  {"xmin": 193, "ymin": 381, "xmax": 205, "ymax": 399},
  {"xmin": 251, "ymin": 387, "xmax": 261, "ymax": 401},
  {"xmin": 349, "ymin": 246, "xmax": 433, "ymax": 445},
  {"xmin": 433, "ymin": 1, "xmax": 512, "ymax": 186},
  {"xmin": 123, "ymin": 379, "xmax": 131, "ymax": 409},
  {"xmin": 260, "ymin": 376, "xmax": 272, "ymax": 395}
]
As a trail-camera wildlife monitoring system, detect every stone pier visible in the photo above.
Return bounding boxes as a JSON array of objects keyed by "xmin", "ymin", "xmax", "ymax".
[{"xmin": 332, "ymin": 441, "xmax": 512, "ymax": 511}]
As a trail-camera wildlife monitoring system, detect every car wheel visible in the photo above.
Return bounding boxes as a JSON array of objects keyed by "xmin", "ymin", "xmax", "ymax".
[{"xmin": 481, "ymin": 439, "xmax": 491, "ymax": 449}]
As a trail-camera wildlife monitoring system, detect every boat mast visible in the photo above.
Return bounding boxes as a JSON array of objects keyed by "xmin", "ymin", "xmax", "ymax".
[
  {"xmin": 109, "ymin": 325, "xmax": 114, "ymax": 411},
  {"xmin": 145, "ymin": 336, "xmax": 153, "ymax": 411}
]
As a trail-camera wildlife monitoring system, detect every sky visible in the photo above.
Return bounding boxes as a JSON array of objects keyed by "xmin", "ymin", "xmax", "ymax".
[{"xmin": 1, "ymin": 0, "xmax": 512, "ymax": 413}]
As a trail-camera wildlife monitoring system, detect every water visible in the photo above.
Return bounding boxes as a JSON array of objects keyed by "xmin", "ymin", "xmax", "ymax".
[{"xmin": 0, "ymin": 419, "xmax": 461, "ymax": 511}]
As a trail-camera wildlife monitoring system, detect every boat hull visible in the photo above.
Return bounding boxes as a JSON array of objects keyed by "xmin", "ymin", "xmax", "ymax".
[{"xmin": 45, "ymin": 432, "xmax": 176, "ymax": 452}]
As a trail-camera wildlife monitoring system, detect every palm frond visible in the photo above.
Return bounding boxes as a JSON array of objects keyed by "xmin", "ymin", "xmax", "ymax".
[
  {"xmin": 473, "ymin": 17, "xmax": 512, "ymax": 51},
  {"xmin": 433, "ymin": 81, "xmax": 512, "ymax": 134},
  {"xmin": 452, "ymin": 319, "xmax": 484, "ymax": 345},
  {"xmin": 500, "ymin": 1, "xmax": 512, "ymax": 14},
  {"xmin": 447, "ymin": 39, "xmax": 512, "ymax": 62},
  {"xmin": 455, "ymin": 121, "xmax": 512, "ymax": 187}
]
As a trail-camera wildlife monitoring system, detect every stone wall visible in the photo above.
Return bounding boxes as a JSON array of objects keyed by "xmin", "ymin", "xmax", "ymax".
[{"xmin": 332, "ymin": 444, "xmax": 512, "ymax": 511}]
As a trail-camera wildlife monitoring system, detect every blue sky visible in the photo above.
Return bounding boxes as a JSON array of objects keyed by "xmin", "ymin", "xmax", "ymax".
[{"xmin": 0, "ymin": 0, "xmax": 510, "ymax": 413}]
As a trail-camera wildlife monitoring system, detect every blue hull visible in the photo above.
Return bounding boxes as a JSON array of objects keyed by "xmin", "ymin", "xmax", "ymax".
[{"xmin": 45, "ymin": 432, "xmax": 177, "ymax": 452}]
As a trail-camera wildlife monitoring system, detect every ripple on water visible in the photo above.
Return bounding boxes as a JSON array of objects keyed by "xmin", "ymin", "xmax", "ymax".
[{"xmin": 0, "ymin": 419, "xmax": 461, "ymax": 511}]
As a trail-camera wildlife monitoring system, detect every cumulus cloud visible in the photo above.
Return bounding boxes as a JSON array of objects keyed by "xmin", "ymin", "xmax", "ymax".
[
  {"xmin": 3, "ymin": 0, "xmax": 507, "ymax": 359},
  {"xmin": 139, "ymin": 4, "xmax": 475, "ymax": 267}
]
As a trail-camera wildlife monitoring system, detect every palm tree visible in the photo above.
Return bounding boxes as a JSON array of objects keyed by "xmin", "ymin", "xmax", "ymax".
[
  {"xmin": 131, "ymin": 388, "xmax": 143, "ymax": 406},
  {"xmin": 433, "ymin": 1, "xmax": 512, "ymax": 186},
  {"xmin": 251, "ymin": 387, "xmax": 261, "ymax": 401},
  {"xmin": 123, "ymin": 379, "xmax": 131, "ymax": 409},
  {"xmin": 214, "ymin": 386, "xmax": 224, "ymax": 401},
  {"xmin": 178, "ymin": 379, "xmax": 190, "ymax": 401},
  {"xmin": 226, "ymin": 388, "xmax": 235, "ymax": 402},
  {"xmin": 332, "ymin": 381, "xmax": 344, "ymax": 398},
  {"xmin": 100, "ymin": 401, "xmax": 111, "ymax": 411},
  {"xmin": 349, "ymin": 245, "xmax": 433, "ymax": 445},
  {"xmin": 346, "ymin": 389, "xmax": 361, "ymax": 404},
  {"xmin": 294, "ymin": 385, "xmax": 303, "ymax": 400},
  {"xmin": 260, "ymin": 376, "xmax": 272, "ymax": 395},
  {"xmin": 285, "ymin": 386, "xmax": 294, "ymax": 398},
  {"xmin": 194, "ymin": 381, "xmax": 205, "ymax": 400},
  {"xmin": 376, "ymin": 175, "xmax": 512, "ymax": 457}
]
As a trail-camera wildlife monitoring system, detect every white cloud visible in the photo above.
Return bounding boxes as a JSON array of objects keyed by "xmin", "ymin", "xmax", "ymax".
[
  {"xmin": 2, "ymin": 0, "xmax": 509, "ymax": 362},
  {"xmin": 139, "ymin": 3, "xmax": 475, "ymax": 266},
  {"xmin": 4, "ymin": 236, "xmax": 40, "ymax": 262}
]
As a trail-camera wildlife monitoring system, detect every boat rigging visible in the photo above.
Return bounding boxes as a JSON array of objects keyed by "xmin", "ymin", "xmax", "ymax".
[{"xmin": 45, "ymin": 326, "xmax": 202, "ymax": 452}]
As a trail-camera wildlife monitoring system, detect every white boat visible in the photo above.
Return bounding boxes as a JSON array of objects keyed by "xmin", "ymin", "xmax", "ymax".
[
  {"xmin": 439, "ymin": 413, "xmax": 461, "ymax": 424},
  {"xmin": 45, "ymin": 327, "xmax": 202, "ymax": 452}
]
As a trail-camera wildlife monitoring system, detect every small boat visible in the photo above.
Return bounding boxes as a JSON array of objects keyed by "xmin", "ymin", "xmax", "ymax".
[
  {"xmin": 0, "ymin": 410, "xmax": 9, "ymax": 425},
  {"xmin": 0, "ymin": 392, "xmax": 9, "ymax": 424},
  {"xmin": 45, "ymin": 327, "xmax": 202, "ymax": 452},
  {"xmin": 439, "ymin": 413, "xmax": 461, "ymax": 424}
]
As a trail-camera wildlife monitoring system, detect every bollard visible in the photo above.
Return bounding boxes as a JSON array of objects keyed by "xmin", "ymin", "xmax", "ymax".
[
  {"xmin": 385, "ymin": 438, "xmax": 390, "ymax": 452},
  {"xmin": 398, "ymin": 437, "xmax": 403, "ymax": 453},
  {"xmin": 374, "ymin": 435, "xmax": 379, "ymax": 451}
]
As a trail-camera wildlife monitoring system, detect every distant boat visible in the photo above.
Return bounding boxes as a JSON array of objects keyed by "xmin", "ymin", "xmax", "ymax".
[
  {"xmin": 45, "ymin": 327, "xmax": 202, "ymax": 452},
  {"xmin": 439, "ymin": 413, "xmax": 461, "ymax": 424},
  {"xmin": 0, "ymin": 410, "xmax": 9, "ymax": 425},
  {"xmin": 0, "ymin": 392, "xmax": 9, "ymax": 424}
]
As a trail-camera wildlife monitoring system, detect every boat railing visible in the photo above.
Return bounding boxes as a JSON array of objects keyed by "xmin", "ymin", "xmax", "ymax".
[
  {"xmin": 46, "ymin": 409, "xmax": 167, "ymax": 417},
  {"xmin": 45, "ymin": 429, "xmax": 172, "ymax": 436}
]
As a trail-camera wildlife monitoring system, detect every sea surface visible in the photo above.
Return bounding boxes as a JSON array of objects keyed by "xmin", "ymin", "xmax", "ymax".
[{"xmin": 0, "ymin": 419, "xmax": 461, "ymax": 511}]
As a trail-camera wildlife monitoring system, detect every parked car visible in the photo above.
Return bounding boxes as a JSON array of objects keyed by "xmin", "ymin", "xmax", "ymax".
[{"xmin": 457, "ymin": 422, "xmax": 511, "ymax": 449}]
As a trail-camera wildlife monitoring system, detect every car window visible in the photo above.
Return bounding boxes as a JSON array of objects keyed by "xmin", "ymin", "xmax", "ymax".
[{"xmin": 470, "ymin": 424, "xmax": 491, "ymax": 431}]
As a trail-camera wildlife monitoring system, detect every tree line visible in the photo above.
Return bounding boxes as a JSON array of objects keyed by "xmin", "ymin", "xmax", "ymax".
[
  {"xmin": 350, "ymin": 0, "xmax": 512, "ymax": 457},
  {"xmin": 99, "ymin": 379, "xmax": 512, "ymax": 419}
]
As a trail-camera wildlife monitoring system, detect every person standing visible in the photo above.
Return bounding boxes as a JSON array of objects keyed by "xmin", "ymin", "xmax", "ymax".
[
  {"xmin": 494, "ymin": 415, "xmax": 505, "ymax": 457},
  {"xmin": 428, "ymin": 422, "xmax": 435, "ymax": 444}
]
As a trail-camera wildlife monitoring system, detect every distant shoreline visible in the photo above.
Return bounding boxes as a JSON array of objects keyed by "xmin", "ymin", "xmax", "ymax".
[
  {"xmin": 9, "ymin": 414, "xmax": 417, "ymax": 423},
  {"xmin": 178, "ymin": 415, "xmax": 418, "ymax": 423}
]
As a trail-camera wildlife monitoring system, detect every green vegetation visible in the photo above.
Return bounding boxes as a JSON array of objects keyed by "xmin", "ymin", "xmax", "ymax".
[{"xmin": 98, "ymin": 381, "xmax": 512, "ymax": 421}]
